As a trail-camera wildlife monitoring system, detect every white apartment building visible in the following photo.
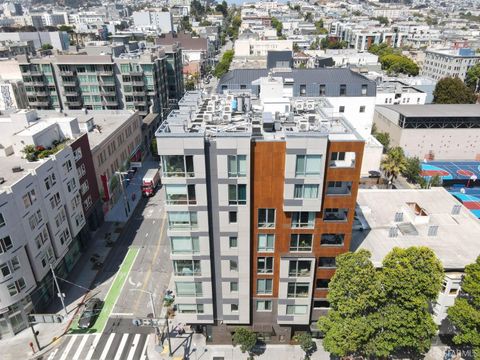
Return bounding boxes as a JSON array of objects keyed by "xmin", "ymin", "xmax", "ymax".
[
  {"xmin": 234, "ymin": 39, "xmax": 293, "ymax": 57},
  {"xmin": 0, "ymin": 80, "xmax": 28, "ymax": 110},
  {"xmin": 132, "ymin": 10, "xmax": 173, "ymax": 33},
  {"xmin": 0, "ymin": 110, "xmax": 86, "ymax": 337},
  {"xmin": 376, "ymin": 80, "xmax": 427, "ymax": 106},
  {"xmin": 421, "ymin": 48, "xmax": 480, "ymax": 81}
]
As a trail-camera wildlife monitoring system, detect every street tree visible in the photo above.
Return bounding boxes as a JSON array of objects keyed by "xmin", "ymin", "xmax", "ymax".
[
  {"xmin": 465, "ymin": 63, "xmax": 480, "ymax": 92},
  {"xmin": 448, "ymin": 256, "xmax": 480, "ymax": 358},
  {"xmin": 293, "ymin": 333, "xmax": 316, "ymax": 360},
  {"xmin": 433, "ymin": 77, "xmax": 477, "ymax": 104},
  {"xmin": 232, "ymin": 327, "xmax": 257, "ymax": 359},
  {"xmin": 381, "ymin": 146, "xmax": 407, "ymax": 186},
  {"xmin": 402, "ymin": 156, "xmax": 422, "ymax": 183}
]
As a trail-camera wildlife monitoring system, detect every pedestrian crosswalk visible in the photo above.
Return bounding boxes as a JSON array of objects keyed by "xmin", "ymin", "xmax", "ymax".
[{"xmin": 47, "ymin": 332, "xmax": 149, "ymax": 360}]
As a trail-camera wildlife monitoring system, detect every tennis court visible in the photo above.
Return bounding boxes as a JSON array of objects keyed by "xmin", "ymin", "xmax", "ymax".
[{"xmin": 449, "ymin": 186, "xmax": 480, "ymax": 218}]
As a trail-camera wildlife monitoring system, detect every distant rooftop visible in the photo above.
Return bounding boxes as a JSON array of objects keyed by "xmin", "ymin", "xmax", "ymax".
[
  {"xmin": 426, "ymin": 48, "xmax": 480, "ymax": 57},
  {"xmin": 352, "ymin": 188, "xmax": 480, "ymax": 270},
  {"xmin": 377, "ymin": 104, "xmax": 480, "ymax": 118}
]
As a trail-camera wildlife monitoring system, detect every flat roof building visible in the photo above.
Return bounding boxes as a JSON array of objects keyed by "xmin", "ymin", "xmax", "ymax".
[{"xmin": 421, "ymin": 48, "xmax": 480, "ymax": 81}]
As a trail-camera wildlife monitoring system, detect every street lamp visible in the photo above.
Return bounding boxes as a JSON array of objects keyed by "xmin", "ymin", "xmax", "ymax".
[{"xmin": 114, "ymin": 171, "xmax": 131, "ymax": 217}]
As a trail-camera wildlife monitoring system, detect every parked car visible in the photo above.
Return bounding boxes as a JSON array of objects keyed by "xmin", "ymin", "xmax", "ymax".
[{"xmin": 78, "ymin": 298, "xmax": 102, "ymax": 329}]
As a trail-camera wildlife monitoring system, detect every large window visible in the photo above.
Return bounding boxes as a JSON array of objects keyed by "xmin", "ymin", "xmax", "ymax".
[
  {"xmin": 318, "ymin": 257, "xmax": 336, "ymax": 268},
  {"xmin": 0, "ymin": 236, "xmax": 13, "ymax": 253},
  {"xmin": 168, "ymin": 212, "xmax": 198, "ymax": 229},
  {"xmin": 323, "ymin": 208, "xmax": 348, "ymax": 222},
  {"xmin": 257, "ymin": 279, "xmax": 273, "ymax": 295},
  {"xmin": 256, "ymin": 300, "xmax": 272, "ymax": 311},
  {"xmin": 258, "ymin": 209, "xmax": 275, "ymax": 228},
  {"xmin": 171, "ymin": 237, "xmax": 200, "ymax": 253},
  {"xmin": 177, "ymin": 304, "xmax": 204, "ymax": 314},
  {"xmin": 295, "ymin": 155, "xmax": 322, "ymax": 177},
  {"xmin": 290, "ymin": 234, "xmax": 313, "ymax": 252},
  {"xmin": 287, "ymin": 283, "xmax": 309, "ymax": 298},
  {"xmin": 326, "ymin": 181, "xmax": 352, "ymax": 196},
  {"xmin": 286, "ymin": 305, "xmax": 308, "ymax": 315},
  {"xmin": 174, "ymin": 260, "xmax": 201, "ymax": 276},
  {"xmin": 320, "ymin": 234, "xmax": 345, "ymax": 246},
  {"xmin": 316, "ymin": 278, "xmax": 330, "ymax": 289},
  {"xmin": 165, "ymin": 185, "xmax": 196, "ymax": 205},
  {"xmin": 175, "ymin": 282, "xmax": 202, "ymax": 296},
  {"xmin": 329, "ymin": 152, "xmax": 356, "ymax": 168},
  {"xmin": 289, "ymin": 260, "xmax": 312, "ymax": 277},
  {"xmin": 162, "ymin": 155, "xmax": 194, "ymax": 177},
  {"xmin": 291, "ymin": 212, "xmax": 315, "ymax": 228},
  {"xmin": 257, "ymin": 257, "xmax": 274, "ymax": 274},
  {"xmin": 258, "ymin": 234, "xmax": 275, "ymax": 252},
  {"xmin": 228, "ymin": 155, "xmax": 247, "ymax": 177},
  {"xmin": 294, "ymin": 184, "xmax": 319, "ymax": 199},
  {"xmin": 228, "ymin": 184, "xmax": 247, "ymax": 205}
]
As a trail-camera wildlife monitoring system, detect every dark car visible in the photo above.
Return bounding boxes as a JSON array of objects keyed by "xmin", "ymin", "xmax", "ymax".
[{"xmin": 78, "ymin": 298, "xmax": 102, "ymax": 329}]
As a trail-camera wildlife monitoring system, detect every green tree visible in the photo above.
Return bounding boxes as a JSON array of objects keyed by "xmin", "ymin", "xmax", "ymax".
[
  {"xmin": 150, "ymin": 138, "xmax": 158, "ymax": 157},
  {"xmin": 185, "ymin": 79, "xmax": 195, "ymax": 91},
  {"xmin": 429, "ymin": 174, "xmax": 442, "ymax": 187},
  {"xmin": 465, "ymin": 63, "xmax": 480, "ymax": 91},
  {"xmin": 180, "ymin": 16, "xmax": 192, "ymax": 32},
  {"xmin": 381, "ymin": 146, "xmax": 407, "ymax": 186},
  {"xmin": 293, "ymin": 43, "xmax": 300, "ymax": 52},
  {"xmin": 293, "ymin": 333, "xmax": 316, "ymax": 360},
  {"xmin": 380, "ymin": 54, "xmax": 419, "ymax": 76},
  {"xmin": 41, "ymin": 43, "xmax": 53, "ymax": 50},
  {"xmin": 271, "ymin": 17, "xmax": 283, "ymax": 37},
  {"xmin": 373, "ymin": 16, "xmax": 389, "ymax": 25},
  {"xmin": 433, "ymin": 77, "xmax": 477, "ymax": 104},
  {"xmin": 448, "ymin": 256, "xmax": 480, "ymax": 358},
  {"xmin": 232, "ymin": 327, "xmax": 257, "ymax": 358},
  {"xmin": 374, "ymin": 131, "xmax": 390, "ymax": 151},
  {"xmin": 402, "ymin": 156, "xmax": 422, "ymax": 183},
  {"xmin": 214, "ymin": 50, "xmax": 234, "ymax": 78}
]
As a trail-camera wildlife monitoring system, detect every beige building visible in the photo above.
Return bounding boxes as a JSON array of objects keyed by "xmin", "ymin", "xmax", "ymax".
[
  {"xmin": 374, "ymin": 105, "xmax": 480, "ymax": 161},
  {"xmin": 234, "ymin": 39, "xmax": 293, "ymax": 57}
]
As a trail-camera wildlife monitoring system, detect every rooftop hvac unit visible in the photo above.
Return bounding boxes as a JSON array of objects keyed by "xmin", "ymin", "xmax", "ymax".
[
  {"xmin": 295, "ymin": 101, "xmax": 304, "ymax": 111},
  {"xmin": 211, "ymin": 95, "xmax": 219, "ymax": 101},
  {"xmin": 298, "ymin": 120, "xmax": 309, "ymax": 131},
  {"xmin": 226, "ymin": 94, "xmax": 234, "ymax": 101},
  {"xmin": 306, "ymin": 101, "xmax": 315, "ymax": 111},
  {"xmin": 222, "ymin": 113, "xmax": 231, "ymax": 122},
  {"xmin": 203, "ymin": 113, "xmax": 213, "ymax": 122},
  {"xmin": 224, "ymin": 106, "xmax": 232, "ymax": 113},
  {"xmin": 206, "ymin": 106, "xmax": 214, "ymax": 112}
]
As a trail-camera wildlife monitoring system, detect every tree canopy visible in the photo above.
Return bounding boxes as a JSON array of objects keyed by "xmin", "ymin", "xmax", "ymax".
[
  {"xmin": 381, "ymin": 146, "xmax": 407, "ymax": 186},
  {"xmin": 402, "ymin": 156, "xmax": 422, "ymax": 183},
  {"xmin": 448, "ymin": 256, "xmax": 480, "ymax": 358},
  {"xmin": 214, "ymin": 50, "xmax": 234, "ymax": 78},
  {"xmin": 318, "ymin": 247, "xmax": 444, "ymax": 358},
  {"xmin": 232, "ymin": 327, "xmax": 257, "ymax": 356},
  {"xmin": 369, "ymin": 44, "xmax": 419, "ymax": 76},
  {"xmin": 465, "ymin": 63, "xmax": 480, "ymax": 92},
  {"xmin": 433, "ymin": 77, "xmax": 477, "ymax": 104}
]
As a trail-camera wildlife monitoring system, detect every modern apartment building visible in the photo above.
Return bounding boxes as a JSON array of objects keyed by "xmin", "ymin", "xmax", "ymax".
[
  {"xmin": 421, "ymin": 48, "xmax": 480, "ymax": 81},
  {"xmin": 156, "ymin": 91, "xmax": 364, "ymax": 343},
  {"xmin": 17, "ymin": 49, "xmax": 177, "ymax": 117},
  {"xmin": 0, "ymin": 110, "xmax": 89, "ymax": 337}
]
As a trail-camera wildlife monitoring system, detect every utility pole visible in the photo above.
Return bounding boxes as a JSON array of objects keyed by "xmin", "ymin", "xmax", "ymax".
[
  {"xmin": 50, "ymin": 264, "xmax": 68, "ymax": 317},
  {"xmin": 30, "ymin": 323, "xmax": 41, "ymax": 351}
]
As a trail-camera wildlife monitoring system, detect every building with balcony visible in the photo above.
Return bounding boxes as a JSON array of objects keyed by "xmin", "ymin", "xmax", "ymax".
[
  {"xmin": 421, "ymin": 48, "xmax": 480, "ymax": 82},
  {"xmin": 156, "ymin": 90, "xmax": 364, "ymax": 343}
]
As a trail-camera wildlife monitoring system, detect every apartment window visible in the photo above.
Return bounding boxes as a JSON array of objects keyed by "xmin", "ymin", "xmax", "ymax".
[
  {"xmin": 316, "ymin": 279, "xmax": 330, "ymax": 289},
  {"xmin": 0, "ymin": 236, "xmax": 13, "ymax": 253},
  {"xmin": 228, "ymin": 184, "xmax": 247, "ymax": 205},
  {"xmin": 165, "ymin": 185, "xmax": 196, "ymax": 205},
  {"xmin": 77, "ymin": 164, "xmax": 86, "ymax": 178},
  {"xmin": 54, "ymin": 209, "xmax": 67, "ymax": 228},
  {"xmin": 50, "ymin": 192, "xmax": 61, "ymax": 209},
  {"xmin": 227, "ymin": 155, "xmax": 247, "ymax": 177},
  {"xmin": 73, "ymin": 147, "xmax": 82, "ymax": 161},
  {"xmin": 300, "ymin": 84, "xmax": 306, "ymax": 96},
  {"xmin": 323, "ymin": 208, "xmax": 348, "ymax": 222},
  {"xmin": 230, "ymin": 282, "xmax": 238, "ymax": 292},
  {"xmin": 294, "ymin": 184, "xmax": 319, "ymax": 199},
  {"xmin": 339, "ymin": 84, "xmax": 346, "ymax": 96},
  {"xmin": 313, "ymin": 300, "xmax": 330, "ymax": 309},
  {"xmin": 22, "ymin": 189, "xmax": 37, "ymax": 208},
  {"xmin": 83, "ymin": 196, "xmax": 93, "ymax": 210},
  {"xmin": 0, "ymin": 213, "xmax": 4, "ymax": 228},
  {"xmin": 327, "ymin": 181, "xmax": 352, "ymax": 196},
  {"xmin": 7, "ymin": 283, "xmax": 18, "ymax": 296},
  {"xmin": 257, "ymin": 279, "xmax": 273, "ymax": 295},
  {"xmin": 286, "ymin": 305, "xmax": 308, "ymax": 315},
  {"xmin": 0, "ymin": 262, "xmax": 11, "ymax": 277},
  {"xmin": 258, "ymin": 208, "xmax": 275, "ymax": 228},
  {"xmin": 295, "ymin": 155, "xmax": 322, "ymax": 177},
  {"xmin": 289, "ymin": 260, "xmax": 311, "ymax": 277},
  {"xmin": 290, "ymin": 234, "xmax": 313, "ymax": 252},
  {"xmin": 81, "ymin": 180, "xmax": 90, "ymax": 195},
  {"xmin": 162, "ymin": 155, "xmax": 194, "ymax": 177},
  {"xmin": 170, "ymin": 237, "xmax": 200, "ymax": 253},
  {"xmin": 361, "ymin": 84, "xmax": 368, "ymax": 95},
  {"xmin": 359, "ymin": 106, "xmax": 365, "ymax": 113},
  {"xmin": 319, "ymin": 84, "xmax": 326, "ymax": 96},
  {"xmin": 318, "ymin": 257, "xmax": 336, "ymax": 268},
  {"xmin": 174, "ymin": 260, "xmax": 201, "ymax": 276},
  {"xmin": 258, "ymin": 234, "xmax": 275, "ymax": 252},
  {"xmin": 175, "ymin": 282, "xmax": 202, "ymax": 296},
  {"xmin": 67, "ymin": 179, "xmax": 77, "ymax": 192},
  {"xmin": 229, "ymin": 236, "xmax": 238, "ymax": 248},
  {"xmin": 230, "ymin": 260, "xmax": 238, "ymax": 271},
  {"xmin": 62, "ymin": 160, "xmax": 72, "ymax": 175},
  {"xmin": 71, "ymin": 194, "xmax": 81, "ymax": 210},
  {"xmin": 257, "ymin": 257, "xmax": 273, "ymax": 274},
  {"xmin": 287, "ymin": 283, "xmax": 309, "ymax": 298},
  {"xmin": 256, "ymin": 300, "xmax": 272, "ymax": 311},
  {"xmin": 339, "ymin": 106, "xmax": 345, "ymax": 113},
  {"xmin": 229, "ymin": 211, "xmax": 237, "ymax": 223},
  {"xmin": 231, "ymin": 304, "xmax": 239, "ymax": 312},
  {"xmin": 44, "ymin": 173, "xmax": 56, "ymax": 191},
  {"xmin": 291, "ymin": 212, "xmax": 315, "ymax": 228},
  {"xmin": 177, "ymin": 304, "xmax": 204, "ymax": 314},
  {"xmin": 168, "ymin": 212, "xmax": 198, "ymax": 229},
  {"xmin": 320, "ymin": 233, "xmax": 345, "ymax": 246}
]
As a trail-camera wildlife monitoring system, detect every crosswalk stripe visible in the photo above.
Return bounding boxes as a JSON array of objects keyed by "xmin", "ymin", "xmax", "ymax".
[
  {"xmin": 139, "ymin": 335, "xmax": 149, "ymax": 360},
  {"xmin": 85, "ymin": 333, "xmax": 101, "ymax": 360},
  {"xmin": 99, "ymin": 333, "xmax": 116, "ymax": 360},
  {"xmin": 113, "ymin": 333, "xmax": 130, "ymax": 360},
  {"xmin": 126, "ymin": 334, "xmax": 142, "ymax": 360},
  {"xmin": 58, "ymin": 336, "xmax": 77, "ymax": 360},
  {"xmin": 72, "ymin": 335, "xmax": 90, "ymax": 360}
]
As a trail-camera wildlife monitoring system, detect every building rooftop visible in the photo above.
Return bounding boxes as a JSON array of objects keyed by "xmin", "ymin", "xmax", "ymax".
[
  {"xmin": 352, "ymin": 188, "xmax": 480, "ymax": 270},
  {"xmin": 426, "ymin": 48, "xmax": 480, "ymax": 58},
  {"xmin": 377, "ymin": 80, "xmax": 424, "ymax": 94},
  {"xmin": 376, "ymin": 104, "xmax": 480, "ymax": 118}
]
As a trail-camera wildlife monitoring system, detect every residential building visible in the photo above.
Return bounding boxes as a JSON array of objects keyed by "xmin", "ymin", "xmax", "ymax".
[
  {"xmin": 376, "ymin": 80, "xmax": 427, "ymax": 106},
  {"xmin": 30, "ymin": 12, "xmax": 69, "ymax": 28},
  {"xmin": 421, "ymin": 48, "xmax": 480, "ymax": 82},
  {"xmin": 0, "ymin": 32, "xmax": 69, "ymax": 51},
  {"xmin": 0, "ymin": 40, "xmax": 35, "ymax": 58},
  {"xmin": 374, "ymin": 104, "xmax": 480, "ymax": 160},
  {"xmin": 0, "ymin": 80, "xmax": 28, "ymax": 110},
  {"xmin": 234, "ymin": 39, "xmax": 293, "ymax": 57},
  {"xmin": 132, "ymin": 10, "xmax": 173, "ymax": 33},
  {"xmin": 163, "ymin": 44, "xmax": 185, "ymax": 106},
  {"xmin": 17, "ymin": 50, "xmax": 171, "ymax": 118},
  {"xmin": 0, "ymin": 110, "xmax": 88, "ymax": 337},
  {"xmin": 353, "ymin": 187, "xmax": 480, "ymax": 326},
  {"xmin": 156, "ymin": 91, "xmax": 364, "ymax": 343}
]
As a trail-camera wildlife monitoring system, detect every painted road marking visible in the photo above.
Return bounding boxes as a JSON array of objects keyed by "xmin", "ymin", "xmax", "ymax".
[
  {"xmin": 72, "ymin": 335, "xmax": 89, "ymax": 360},
  {"xmin": 110, "ymin": 312, "xmax": 134, "ymax": 316},
  {"xmin": 126, "ymin": 334, "xmax": 142, "ymax": 360},
  {"xmin": 58, "ymin": 334, "xmax": 76, "ymax": 360},
  {"xmin": 47, "ymin": 348, "xmax": 58, "ymax": 360},
  {"xmin": 145, "ymin": 233, "xmax": 149, "ymax": 237},
  {"xmin": 139, "ymin": 334, "xmax": 149, "ymax": 360},
  {"xmin": 113, "ymin": 333, "xmax": 130, "ymax": 360},
  {"xmin": 85, "ymin": 334, "xmax": 101, "ymax": 359},
  {"xmin": 99, "ymin": 333, "xmax": 116, "ymax": 360}
]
